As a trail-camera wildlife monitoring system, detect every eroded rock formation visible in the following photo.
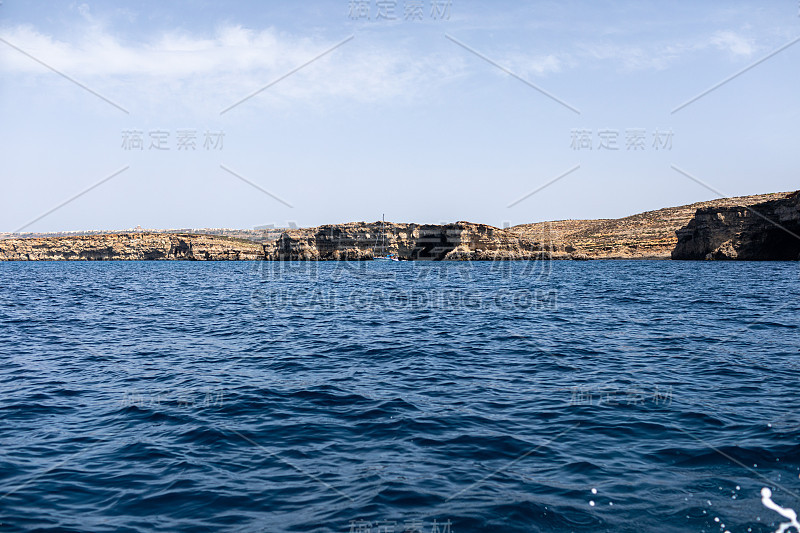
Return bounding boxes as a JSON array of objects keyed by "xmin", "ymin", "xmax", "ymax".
[
  {"xmin": 1, "ymin": 191, "xmax": 796, "ymax": 261},
  {"xmin": 509, "ymin": 192, "xmax": 789, "ymax": 259},
  {"xmin": 672, "ymin": 191, "xmax": 800, "ymax": 260},
  {"xmin": 0, "ymin": 233, "xmax": 263, "ymax": 261},
  {"xmin": 263, "ymin": 222, "xmax": 551, "ymax": 261}
]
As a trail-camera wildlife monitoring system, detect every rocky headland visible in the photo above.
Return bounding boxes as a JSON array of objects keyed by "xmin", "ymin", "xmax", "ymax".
[
  {"xmin": 265, "ymin": 191, "xmax": 795, "ymax": 260},
  {"xmin": 0, "ymin": 191, "xmax": 797, "ymax": 260},
  {"xmin": 510, "ymin": 192, "xmax": 792, "ymax": 259},
  {"xmin": 672, "ymin": 191, "xmax": 800, "ymax": 260}
]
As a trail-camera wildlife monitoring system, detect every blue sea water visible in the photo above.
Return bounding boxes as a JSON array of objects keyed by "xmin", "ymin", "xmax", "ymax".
[{"xmin": 1, "ymin": 260, "xmax": 799, "ymax": 533}]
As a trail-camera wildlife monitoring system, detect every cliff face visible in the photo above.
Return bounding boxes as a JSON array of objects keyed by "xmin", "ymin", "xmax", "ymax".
[
  {"xmin": 509, "ymin": 192, "xmax": 789, "ymax": 259},
  {"xmin": 672, "ymin": 192, "xmax": 800, "ymax": 260},
  {"xmin": 263, "ymin": 221, "xmax": 551, "ymax": 260},
  {"xmin": 0, "ymin": 233, "xmax": 264, "ymax": 261},
  {"xmin": 2, "ymin": 192, "xmax": 797, "ymax": 261}
]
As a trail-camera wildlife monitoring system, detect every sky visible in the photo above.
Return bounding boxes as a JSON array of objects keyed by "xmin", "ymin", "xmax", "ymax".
[{"xmin": 0, "ymin": 0, "xmax": 798, "ymax": 232}]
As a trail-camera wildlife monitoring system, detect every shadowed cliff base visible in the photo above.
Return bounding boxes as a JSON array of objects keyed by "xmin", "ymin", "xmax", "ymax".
[
  {"xmin": 672, "ymin": 191, "xmax": 800, "ymax": 260},
  {"xmin": 0, "ymin": 191, "xmax": 797, "ymax": 261}
]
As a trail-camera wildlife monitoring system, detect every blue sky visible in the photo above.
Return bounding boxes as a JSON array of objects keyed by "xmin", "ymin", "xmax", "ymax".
[{"xmin": 1, "ymin": 0, "xmax": 798, "ymax": 232}]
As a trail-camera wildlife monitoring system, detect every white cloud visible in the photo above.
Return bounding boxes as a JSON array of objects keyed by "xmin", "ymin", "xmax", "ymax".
[
  {"xmin": 576, "ymin": 28, "xmax": 757, "ymax": 73},
  {"xmin": 0, "ymin": 24, "xmax": 465, "ymax": 110},
  {"xmin": 583, "ymin": 42, "xmax": 673, "ymax": 71},
  {"xmin": 504, "ymin": 52, "xmax": 563, "ymax": 78},
  {"xmin": 0, "ymin": 25, "xmax": 326, "ymax": 77},
  {"xmin": 0, "ymin": 19, "xmax": 763, "ymax": 116},
  {"xmin": 709, "ymin": 30, "xmax": 754, "ymax": 57}
]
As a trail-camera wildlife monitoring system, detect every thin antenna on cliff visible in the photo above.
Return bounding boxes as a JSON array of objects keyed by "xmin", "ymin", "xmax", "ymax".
[{"xmin": 372, "ymin": 214, "xmax": 397, "ymax": 260}]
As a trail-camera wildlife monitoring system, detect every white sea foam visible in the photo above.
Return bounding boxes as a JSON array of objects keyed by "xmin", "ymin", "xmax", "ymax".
[{"xmin": 761, "ymin": 487, "xmax": 800, "ymax": 533}]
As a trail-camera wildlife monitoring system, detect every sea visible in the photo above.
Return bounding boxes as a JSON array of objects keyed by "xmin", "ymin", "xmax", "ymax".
[{"xmin": 1, "ymin": 260, "xmax": 799, "ymax": 533}]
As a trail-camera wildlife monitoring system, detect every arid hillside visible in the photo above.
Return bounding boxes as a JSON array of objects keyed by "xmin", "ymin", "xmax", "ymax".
[{"xmin": 509, "ymin": 192, "xmax": 792, "ymax": 259}]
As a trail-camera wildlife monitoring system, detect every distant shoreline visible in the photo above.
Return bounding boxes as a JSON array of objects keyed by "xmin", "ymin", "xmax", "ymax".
[{"xmin": 1, "ymin": 191, "xmax": 797, "ymax": 261}]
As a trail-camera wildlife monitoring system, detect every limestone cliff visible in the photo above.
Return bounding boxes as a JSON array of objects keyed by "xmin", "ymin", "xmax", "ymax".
[
  {"xmin": 1, "ymin": 191, "xmax": 796, "ymax": 261},
  {"xmin": 263, "ymin": 221, "xmax": 550, "ymax": 261},
  {"xmin": 509, "ymin": 192, "xmax": 789, "ymax": 259},
  {"xmin": 0, "ymin": 233, "xmax": 263, "ymax": 261},
  {"xmin": 672, "ymin": 191, "xmax": 800, "ymax": 260},
  {"xmin": 261, "ymin": 192, "xmax": 792, "ymax": 260}
]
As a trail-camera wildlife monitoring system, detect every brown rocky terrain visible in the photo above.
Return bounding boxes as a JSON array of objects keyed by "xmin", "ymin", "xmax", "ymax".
[
  {"xmin": 0, "ymin": 227, "xmax": 283, "ymax": 243},
  {"xmin": 264, "ymin": 221, "xmax": 549, "ymax": 260},
  {"xmin": 0, "ymin": 191, "xmax": 795, "ymax": 261},
  {"xmin": 509, "ymin": 192, "xmax": 791, "ymax": 259},
  {"xmin": 0, "ymin": 233, "xmax": 263, "ymax": 261},
  {"xmin": 261, "ymin": 191, "xmax": 794, "ymax": 260},
  {"xmin": 672, "ymin": 191, "xmax": 800, "ymax": 260}
]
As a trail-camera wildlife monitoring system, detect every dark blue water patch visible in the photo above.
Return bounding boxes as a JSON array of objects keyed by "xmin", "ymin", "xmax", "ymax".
[{"xmin": 1, "ymin": 260, "xmax": 800, "ymax": 531}]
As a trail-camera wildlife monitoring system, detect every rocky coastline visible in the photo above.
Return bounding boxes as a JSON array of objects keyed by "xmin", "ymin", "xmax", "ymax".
[
  {"xmin": 0, "ymin": 191, "xmax": 797, "ymax": 261},
  {"xmin": 672, "ymin": 191, "xmax": 800, "ymax": 260},
  {"xmin": 0, "ymin": 233, "xmax": 263, "ymax": 261}
]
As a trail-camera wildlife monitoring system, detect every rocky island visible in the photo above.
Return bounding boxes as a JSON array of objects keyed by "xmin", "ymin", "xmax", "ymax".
[{"xmin": 0, "ymin": 191, "xmax": 797, "ymax": 261}]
